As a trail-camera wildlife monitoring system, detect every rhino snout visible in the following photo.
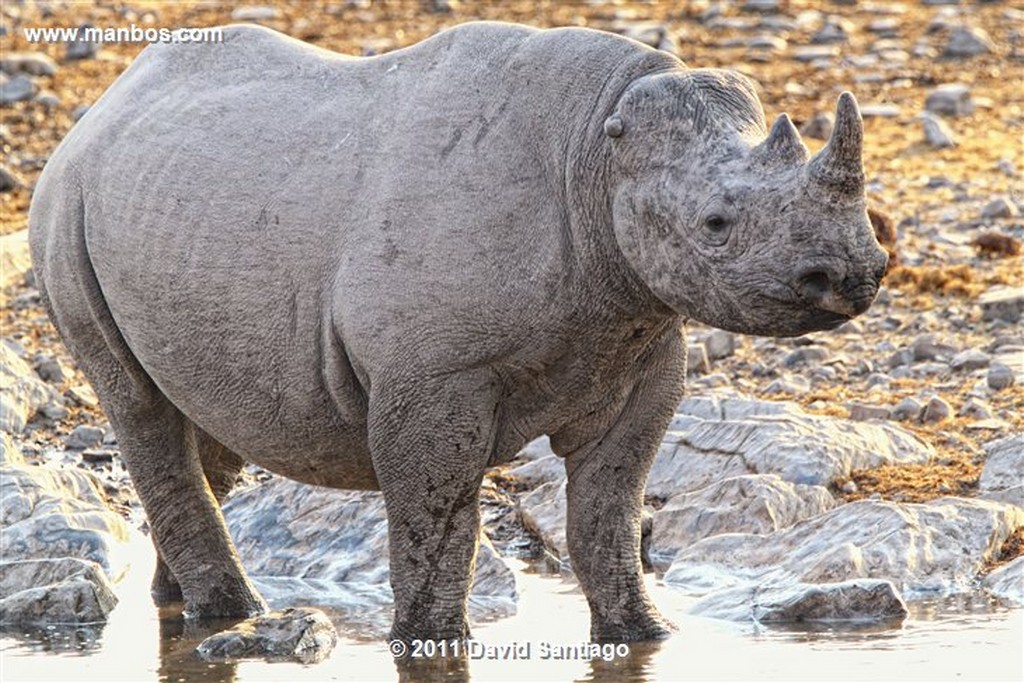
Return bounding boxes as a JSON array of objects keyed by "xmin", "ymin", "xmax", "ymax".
[{"xmin": 794, "ymin": 262, "xmax": 881, "ymax": 319}]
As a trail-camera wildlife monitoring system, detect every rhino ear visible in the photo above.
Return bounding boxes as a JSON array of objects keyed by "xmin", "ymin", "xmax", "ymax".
[
  {"xmin": 604, "ymin": 114, "xmax": 624, "ymax": 138},
  {"xmin": 753, "ymin": 113, "xmax": 808, "ymax": 165}
]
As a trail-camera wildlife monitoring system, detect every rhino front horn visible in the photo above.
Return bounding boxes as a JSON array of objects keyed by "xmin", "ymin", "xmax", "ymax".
[
  {"xmin": 808, "ymin": 91, "xmax": 865, "ymax": 196},
  {"xmin": 753, "ymin": 113, "xmax": 809, "ymax": 165}
]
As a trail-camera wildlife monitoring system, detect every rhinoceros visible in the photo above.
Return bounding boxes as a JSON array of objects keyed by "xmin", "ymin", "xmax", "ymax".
[{"xmin": 30, "ymin": 22, "xmax": 887, "ymax": 643}]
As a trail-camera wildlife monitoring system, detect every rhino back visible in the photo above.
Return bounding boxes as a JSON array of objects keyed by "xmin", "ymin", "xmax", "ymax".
[{"xmin": 37, "ymin": 22, "xmax": 675, "ymax": 470}]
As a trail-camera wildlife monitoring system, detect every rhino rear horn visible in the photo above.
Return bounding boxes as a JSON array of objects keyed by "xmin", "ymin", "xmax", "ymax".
[
  {"xmin": 753, "ymin": 113, "xmax": 809, "ymax": 165},
  {"xmin": 808, "ymin": 91, "xmax": 865, "ymax": 196}
]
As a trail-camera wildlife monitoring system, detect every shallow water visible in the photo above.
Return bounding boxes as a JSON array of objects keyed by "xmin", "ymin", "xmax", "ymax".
[{"xmin": 2, "ymin": 541, "xmax": 1021, "ymax": 683}]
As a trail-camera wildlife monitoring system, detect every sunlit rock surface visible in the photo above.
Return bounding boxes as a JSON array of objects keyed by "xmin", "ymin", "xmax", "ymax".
[
  {"xmin": 647, "ymin": 395, "xmax": 936, "ymax": 497},
  {"xmin": 983, "ymin": 556, "xmax": 1024, "ymax": 607},
  {"xmin": 649, "ymin": 474, "xmax": 835, "ymax": 569},
  {"xmin": 978, "ymin": 434, "xmax": 1024, "ymax": 506},
  {"xmin": 665, "ymin": 497, "xmax": 1024, "ymax": 598},
  {"xmin": 0, "ymin": 453, "xmax": 130, "ymax": 625}
]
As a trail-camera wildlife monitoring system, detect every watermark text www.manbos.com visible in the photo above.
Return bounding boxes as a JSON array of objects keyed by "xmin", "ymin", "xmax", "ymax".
[
  {"xmin": 22, "ymin": 24, "xmax": 224, "ymax": 45},
  {"xmin": 390, "ymin": 638, "xmax": 631, "ymax": 662}
]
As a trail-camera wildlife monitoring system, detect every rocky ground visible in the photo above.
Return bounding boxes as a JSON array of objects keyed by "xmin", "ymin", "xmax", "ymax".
[{"xmin": 1, "ymin": 0, "xmax": 1022, "ymax": 658}]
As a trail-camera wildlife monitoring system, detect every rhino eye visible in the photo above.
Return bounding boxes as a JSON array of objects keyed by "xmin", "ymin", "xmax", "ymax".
[
  {"xmin": 705, "ymin": 215, "xmax": 728, "ymax": 232},
  {"xmin": 701, "ymin": 214, "xmax": 732, "ymax": 246}
]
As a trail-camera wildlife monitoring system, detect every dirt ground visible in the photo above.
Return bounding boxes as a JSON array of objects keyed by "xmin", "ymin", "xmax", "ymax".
[{"xmin": 2, "ymin": 1, "xmax": 1022, "ymax": 537}]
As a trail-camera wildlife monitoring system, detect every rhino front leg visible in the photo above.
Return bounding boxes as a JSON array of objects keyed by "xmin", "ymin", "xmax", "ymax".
[
  {"xmin": 562, "ymin": 332, "xmax": 685, "ymax": 642},
  {"xmin": 368, "ymin": 369, "xmax": 500, "ymax": 642}
]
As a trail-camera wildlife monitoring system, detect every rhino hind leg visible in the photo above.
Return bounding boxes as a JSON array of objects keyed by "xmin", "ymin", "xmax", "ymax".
[
  {"xmin": 32, "ymin": 213, "xmax": 264, "ymax": 620},
  {"xmin": 151, "ymin": 432, "xmax": 246, "ymax": 605}
]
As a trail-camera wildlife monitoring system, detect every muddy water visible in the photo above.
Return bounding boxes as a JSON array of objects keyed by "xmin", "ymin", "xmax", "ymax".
[{"xmin": 1, "ymin": 539, "xmax": 1021, "ymax": 682}]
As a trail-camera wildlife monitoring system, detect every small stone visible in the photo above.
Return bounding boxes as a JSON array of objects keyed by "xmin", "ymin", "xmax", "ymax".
[
  {"xmin": 230, "ymin": 6, "xmax": 279, "ymax": 21},
  {"xmin": 65, "ymin": 25, "xmax": 102, "ymax": 60},
  {"xmin": 987, "ymin": 363, "xmax": 1015, "ymax": 390},
  {"xmin": 34, "ymin": 91, "xmax": 59, "ymax": 108},
  {"xmin": 703, "ymin": 330, "xmax": 736, "ymax": 361},
  {"xmin": 764, "ymin": 375, "xmax": 810, "ymax": 395},
  {"xmin": 0, "ymin": 52, "xmax": 59, "ymax": 77},
  {"xmin": 979, "ymin": 287, "xmax": 1024, "ymax": 323},
  {"xmin": 920, "ymin": 396, "xmax": 952, "ymax": 424},
  {"xmin": 943, "ymin": 26, "xmax": 996, "ymax": 58},
  {"xmin": 741, "ymin": 0, "xmax": 779, "ymax": 11},
  {"xmin": 791, "ymin": 45, "xmax": 840, "ymax": 62},
  {"xmin": 67, "ymin": 385, "xmax": 99, "ymax": 407},
  {"xmin": 860, "ymin": 104, "xmax": 902, "ymax": 118},
  {"xmin": 811, "ymin": 19, "xmax": 850, "ymax": 45},
  {"xmin": 783, "ymin": 346, "xmax": 830, "ymax": 368},
  {"xmin": 747, "ymin": 35, "xmax": 787, "ymax": 52},
  {"xmin": 958, "ymin": 398, "xmax": 993, "ymax": 420},
  {"xmin": 848, "ymin": 403, "xmax": 892, "ymax": 421},
  {"xmin": 81, "ymin": 449, "xmax": 116, "ymax": 465},
  {"xmin": 921, "ymin": 112, "xmax": 957, "ymax": 148},
  {"xmin": 72, "ymin": 105, "xmax": 90, "ymax": 122},
  {"xmin": 841, "ymin": 480, "xmax": 858, "ymax": 494},
  {"xmin": 34, "ymin": 355, "xmax": 69, "ymax": 384},
  {"xmin": 65, "ymin": 425, "xmax": 105, "ymax": 450},
  {"xmin": 866, "ymin": 373, "xmax": 892, "ymax": 390},
  {"xmin": 800, "ymin": 112, "xmax": 833, "ymax": 141},
  {"xmin": 981, "ymin": 197, "xmax": 1018, "ymax": 220},
  {"xmin": 912, "ymin": 336, "xmax": 956, "ymax": 362},
  {"xmin": 950, "ymin": 349, "xmax": 990, "ymax": 371},
  {"xmin": 925, "ymin": 84, "xmax": 973, "ymax": 117},
  {"xmin": 40, "ymin": 403, "xmax": 69, "ymax": 420},
  {"xmin": 0, "ymin": 73, "xmax": 36, "ymax": 105},
  {"xmin": 0, "ymin": 164, "xmax": 24, "ymax": 192}
]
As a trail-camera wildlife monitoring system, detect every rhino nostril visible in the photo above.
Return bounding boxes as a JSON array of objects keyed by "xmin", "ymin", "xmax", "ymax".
[{"xmin": 796, "ymin": 270, "xmax": 832, "ymax": 301}]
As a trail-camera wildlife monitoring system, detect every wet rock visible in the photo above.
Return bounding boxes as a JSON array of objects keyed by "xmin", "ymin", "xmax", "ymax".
[
  {"xmin": 0, "ymin": 557, "xmax": 117, "ymax": 625},
  {"xmin": 507, "ymin": 455, "xmax": 564, "ymax": 488},
  {"xmin": 920, "ymin": 112, "xmax": 956, "ymax": 148},
  {"xmin": 646, "ymin": 395, "xmax": 934, "ymax": 497},
  {"xmin": 983, "ymin": 556, "xmax": 1024, "ymax": 607},
  {"xmin": 950, "ymin": 349, "xmax": 990, "ymax": 371},
  {"xmin": 223, "ymin": 477, "xmax": 517, "ymax": 600},
  {"xmin": 0, "ymin": 52, "xmax": 58, "ymax": 77},
  {"xmin": 648, "ymin": 475, "xmax": 835, "ymax": 568},
  {"xmin": 195, "ymin": 607, "xmax": 337, "ymax": 663},
  {"xmin": 519, "ymin": 480, "xmax": 567, "ymax": 565},
  {"xmin": 1, "ymin": 341, "xmax": 57, "ymax": 435},
  {"xmin": 800, "ymin": 112, "xmax": 833, "ymax": 141},
  {"xmin": 987, "ymin": 363, "xmax": 1015, "ymax": 390},
  {"xmin": 925, "ymin": 84, "xmax": 973, "ymax": 116},
  {"xmin": 0, "ymin": 73, "xmax": 36, "ymax": 105},
  {"xmin": 979, "ymin": 287, "xmax": 1024, "ymax": 323},
  {"xmin": 689, "ymin": 579, "xmax": 908, "ymax": 624},
  {"xmin": 943, "ymin": 26, "xmax": 996, "ymax": 58},
  {"xmin": 920, "ymin": 396, "xmax": 952, "ymax": 423},
  {"xmin": 665, "ymin": 498, "xmax": 1024, "ymax": 597},
  {"xmin": 64, "ymin": 425, "xmax": 104, "ymax": 450},
  {"xmin": 231, "ymin": 6, "xmax": 280, "ymax": 22},
  {"xmin": 978, "ymin": 434, "xmax": 1023, "ymax": 506},
  {"xmin": 65, "ymin": 25, "xmax": 102, "ymax": 60},
  {"xmin": 981, "ymin": 197, "xmax": 1018, "ymax": 220}
]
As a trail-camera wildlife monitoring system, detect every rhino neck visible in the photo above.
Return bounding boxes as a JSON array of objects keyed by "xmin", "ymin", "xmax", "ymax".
[{"xmin": 506, "ymin": 28, "xmax": 681, "ymax": 322}]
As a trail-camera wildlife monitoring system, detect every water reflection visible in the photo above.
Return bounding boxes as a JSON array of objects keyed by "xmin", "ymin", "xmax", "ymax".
[
  {"xmin": 157, "ymin": 608, "xmax": 237, "ymax": 683},
  {"xmin": 0, "ymin": 622, "xmax": 104, "ymax": 654}
]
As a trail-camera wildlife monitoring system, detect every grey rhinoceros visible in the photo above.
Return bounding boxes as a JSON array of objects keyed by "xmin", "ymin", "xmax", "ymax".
[{"xmin": 30, "ymin": 22, "xmax": 887, "ymax": 644}]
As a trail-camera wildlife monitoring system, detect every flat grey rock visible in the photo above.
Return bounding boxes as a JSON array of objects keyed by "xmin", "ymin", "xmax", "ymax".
[{"xmin": 983, "ymin": 557, "xmax": 1023, "ymax": 607}]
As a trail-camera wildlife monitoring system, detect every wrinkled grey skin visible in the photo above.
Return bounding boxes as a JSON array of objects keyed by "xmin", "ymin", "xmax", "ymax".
[{"xmin": 29, "ymin": 22, "xmax": 887, "ymax": 643}]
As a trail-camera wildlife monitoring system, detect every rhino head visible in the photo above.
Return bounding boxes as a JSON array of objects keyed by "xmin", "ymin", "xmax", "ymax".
[{"xmin": 605, "ymin": 70, "xmax": 888, "ymax": 337}]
